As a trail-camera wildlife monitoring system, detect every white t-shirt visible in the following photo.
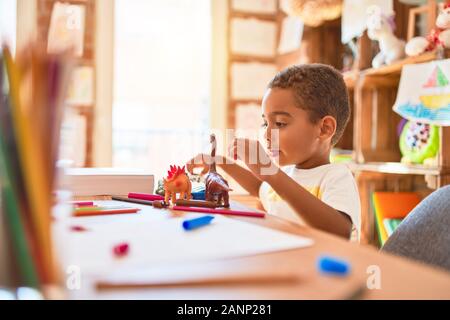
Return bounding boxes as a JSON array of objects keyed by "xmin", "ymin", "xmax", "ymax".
[{"xmin": 259, "ymin": 163, "xmax": 361, "ymax": 242}]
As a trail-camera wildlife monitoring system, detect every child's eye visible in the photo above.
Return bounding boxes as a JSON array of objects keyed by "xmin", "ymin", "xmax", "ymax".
[{"xmin": 275, "ymin": 122, "xmax": 286, "ymax": 128}]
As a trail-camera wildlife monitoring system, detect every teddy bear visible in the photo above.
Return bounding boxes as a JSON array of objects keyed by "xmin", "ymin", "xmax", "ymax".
[
  {"xmin": 366, "ymin": 9, "xmax": 406, "ymax": 68},
  {"xmin": 405, "ymin": 2, "xmax": 450, "ymax": 56}
]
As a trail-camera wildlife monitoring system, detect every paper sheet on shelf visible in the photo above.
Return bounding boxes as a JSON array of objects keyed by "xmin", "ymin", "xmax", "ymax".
[
  {"xmin": 54, "ymin": 200, "xmax": 313, "ymax": 276},
  {"xmin": 393, "ymin": 59, "xmax": 450, "ymax": 126},
  {"xmin": 47, "ymin": 2, "xmax": 86, "ymax": 57},
  {"xmin": 231, "ymin": 62, "xmax": 277, "ymax": 100},
  {"xmin": 278, "ymin": 16, "xmax": 303, "ymax": 55},
  {"xmin": 231, "ymin": 18, "xmax": 277, "ymax": 57}
]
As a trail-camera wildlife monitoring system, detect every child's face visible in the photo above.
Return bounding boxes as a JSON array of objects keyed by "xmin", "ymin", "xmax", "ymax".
[{"xmin": 261, "ymin": 88, "xmax": 327, "ymax": 168}]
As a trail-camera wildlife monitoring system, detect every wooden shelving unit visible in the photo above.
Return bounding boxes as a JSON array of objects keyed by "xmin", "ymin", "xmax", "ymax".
[
  {"xmin": 347, "ymin": 44, "xmax": 450, "ymax": 245},
  {"xmin": 348, "ymin": 162, "xmax": 446, "ymax": 176},
  {"xmin": 37, "ymin": 0, "xmax": 96, "ymax": 167}
]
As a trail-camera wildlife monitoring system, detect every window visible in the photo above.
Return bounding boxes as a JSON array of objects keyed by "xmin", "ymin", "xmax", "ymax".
[
  {"xmin": 113, "ymin": 0, "xmax": 211, "ymax": 178},
  {"xmin": 0, "ymin": 0, "xmax": 17, "ymax": 55}
]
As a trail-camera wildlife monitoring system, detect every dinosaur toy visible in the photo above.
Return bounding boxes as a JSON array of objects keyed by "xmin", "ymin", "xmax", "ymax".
[
  {"xmin": 205, "ymin": 134, "xmax": 232, "ymax": 207},
  {"xmin": 163, "ymin": 165, "xmax": 192, "ymax": 205}
]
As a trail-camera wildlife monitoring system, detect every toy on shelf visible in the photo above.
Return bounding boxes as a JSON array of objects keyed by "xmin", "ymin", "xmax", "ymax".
[
  {"xmin": 163, "ymin": 165, "xmax": 192, "ymax": 204},
  {"xmin": 366, "ymin": 9, "xmax": 405, "ymax": 68},
  {"xmin": 205, "ymin": 134, "xmax": 232, "ymax": 208},
  {"xmin": 155, "ymin": 179, "xmax": 165, "ymax": 196},
  {"xmin": 405, "ymin": 2, "xmax": 450, "ymax": 56},
  {"xmin": 399, "ymin": 120, "xmax": 439, "ymax": 164}
]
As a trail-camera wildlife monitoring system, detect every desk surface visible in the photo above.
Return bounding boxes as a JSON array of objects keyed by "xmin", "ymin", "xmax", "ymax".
[{"xmin": 61, "ymin": 197, "xmax": 450, "ymax": 300}]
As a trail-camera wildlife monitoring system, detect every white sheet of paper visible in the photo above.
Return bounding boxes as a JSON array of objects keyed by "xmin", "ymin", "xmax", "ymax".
[
  {"xmin": 231, "ymin": 0, "xmax": 277, "ymax": 14},
  {"xmin": 231, "ymin": 62, "xmax": 277, "ymax": 100},
  {"xmin": 278, "ymin": 16, "xmax": 303, "ymax": 55},
  {"xmin": 231, "ymin": 18, "xmax": 277, "ymax": 57},
  {"xmin": 54, "ymin": 201, "xmax": 313, "ymax": 276}
]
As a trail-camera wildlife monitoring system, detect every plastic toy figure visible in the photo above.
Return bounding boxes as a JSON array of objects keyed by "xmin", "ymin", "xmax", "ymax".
[
  {"xmin": 163, "ymin": 165, "xmax": 192, "ymax": 204},
  {"xmin": 205, "ymin": 134, "xmax": 232, "ymax": 207}
]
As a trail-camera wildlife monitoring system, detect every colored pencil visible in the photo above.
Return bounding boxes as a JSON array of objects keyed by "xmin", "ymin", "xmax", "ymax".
[{"xmin": 172, "ymin": 206, "xmax": 265, "ymax": 218}]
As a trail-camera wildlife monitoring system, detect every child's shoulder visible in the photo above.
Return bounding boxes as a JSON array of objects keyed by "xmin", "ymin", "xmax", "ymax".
[{"xmin": 286, "ymin": 163, "xmax": 355, "ymax": 185}]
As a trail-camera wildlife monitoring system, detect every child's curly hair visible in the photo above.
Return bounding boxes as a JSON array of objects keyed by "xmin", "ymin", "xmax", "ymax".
[{"xmin": 268, "ymin": 64, "xmax": 350, "ymax": 146}]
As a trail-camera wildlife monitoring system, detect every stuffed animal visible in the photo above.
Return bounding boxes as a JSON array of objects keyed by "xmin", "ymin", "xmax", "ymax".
[
  {"xmin": 205, "ymin": 134, "xmax": 232, "ymax": 208},
  {"xmin": 163, "ymin": 165, "xmax": 192, "ymax": 204},
  {"xmin": 367, "ymin": 9, "xmax": 405, "ymax": 68},
  {"xmin": 405, "ymin": 2, "xmax": 450, "ymax": 56}
]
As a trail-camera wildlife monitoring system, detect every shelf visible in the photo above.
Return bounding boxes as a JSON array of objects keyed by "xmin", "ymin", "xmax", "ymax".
[
  {"xmin": 348, "ymin": 161, "xmax": 444, "ymax": 176},
  {"xmin": 343, "ymin": 49, "xmax": 450, "ymax": 90},
  {"xmin": 230, "ymin": 54, "xmax": 276, "ymax": 64},
  {"xmin": 229, "ymin": 11, "xmax": 278, "ymax": 22},
  {"xmin": 362, "ymin": 50, "xmax": 440, "ymax": 77}
]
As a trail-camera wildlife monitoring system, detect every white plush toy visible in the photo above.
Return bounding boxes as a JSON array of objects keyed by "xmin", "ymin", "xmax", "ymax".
[
  {"xmin": 366, "ymin": 10, "xmax": 405, "ymax": 68},
  {"xmin": 405, "ymin": 2, "xmax": 450, "ymax": 56}
]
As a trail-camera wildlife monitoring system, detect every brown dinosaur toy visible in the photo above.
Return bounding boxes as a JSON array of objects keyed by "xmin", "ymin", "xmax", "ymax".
[
  {"xmin": 205, "ymin": 134, "xmax": 232, "ymax": 207},
  {"xmin": 163, "ymin": 165, "xmax": 192, "ymax": 205}
]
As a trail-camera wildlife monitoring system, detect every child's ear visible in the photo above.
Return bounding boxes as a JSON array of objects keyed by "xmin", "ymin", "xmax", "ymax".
[{"xmin": 319, "ymin": 116, "xmax": 337, "ymax": 141}]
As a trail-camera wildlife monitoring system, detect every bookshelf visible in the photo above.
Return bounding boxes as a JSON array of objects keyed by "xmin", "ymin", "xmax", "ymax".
[
  {"xmin": 345, "ymin": 0, "xmax": 450, "ymax": 245},
  {"xmin": 37, "ymin": 0, "xmax": 95, "ymax": 167},
  {"xmin": 226, "ymin": 0, "xmax": 279, "ymax": 131}
]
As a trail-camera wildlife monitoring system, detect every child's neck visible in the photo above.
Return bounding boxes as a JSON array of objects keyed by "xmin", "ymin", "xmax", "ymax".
[{"xmin": 295, "ymin": 149, "xmax": 331, "ymax": 170}]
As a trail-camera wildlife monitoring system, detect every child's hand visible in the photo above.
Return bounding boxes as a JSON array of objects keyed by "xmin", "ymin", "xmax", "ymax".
[
  {"xmin": 185, "ymin": 153, "xmax": 212, "ymax": 175},
  {"xmin": 227, "ymin": 138, "xmax": 279, "ymax": 181}
]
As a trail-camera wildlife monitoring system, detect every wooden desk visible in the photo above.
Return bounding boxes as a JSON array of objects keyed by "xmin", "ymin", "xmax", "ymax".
[{"xmin": 62, "ymin": 197, "xmax": 450, "ymax": 300}]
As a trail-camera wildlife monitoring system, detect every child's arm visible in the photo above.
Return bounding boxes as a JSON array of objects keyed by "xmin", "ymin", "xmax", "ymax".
[
  {"xmin": 228, "ymin": 138, "xmax": 352, "ymax": 238},
  {"xmin": 186, "ymin": 154, "xmax": 263, "ymax": 197},
  {"xmin": 265, "ymin": 169, "xmax": 352, "ymax": 238}
]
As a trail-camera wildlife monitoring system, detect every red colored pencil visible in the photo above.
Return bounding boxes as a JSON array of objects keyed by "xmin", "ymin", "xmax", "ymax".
[
  {"xmin": 128, "ymin": 193, "xmax": 164, "ymax": 201},
  {"xmin": 71, "ymin": 201, "xmax": 94, "ymax": 207},
  {"xmin": 172, "ymin": 206, "xmax": 265, "ymax": 218}
]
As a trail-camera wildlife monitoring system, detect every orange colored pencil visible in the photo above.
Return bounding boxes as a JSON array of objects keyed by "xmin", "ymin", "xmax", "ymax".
[{"xmin": 73, "ymin": 208, "xmax": 140, "ymax": 217}]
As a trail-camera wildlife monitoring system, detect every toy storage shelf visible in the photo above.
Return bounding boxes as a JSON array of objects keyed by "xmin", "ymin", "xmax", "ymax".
[
  {"xmin": 343, "ymin": 50, "xmax": 449, "ymax": 89},
  {"xmin": 348, "ymin": 162, "xmax": 445, "ymax": 176},
  {"xmin": 346, "ymin": 46, "xmax": 450, "ymax": 245}
]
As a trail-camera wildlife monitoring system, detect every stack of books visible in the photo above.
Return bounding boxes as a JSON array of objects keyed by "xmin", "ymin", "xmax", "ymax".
[
  {"xmin": 371, "ymin": 192, "xmax": 422, "ymax": 246},
  {"xmin": 62, "ymin": 167, "xmax": 154, "ymax": 197}
]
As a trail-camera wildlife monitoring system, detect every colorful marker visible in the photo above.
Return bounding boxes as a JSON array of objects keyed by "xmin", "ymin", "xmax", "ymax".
[
  {"xmin": 182, "ymin": 215, "xmax": 215, "ymax": 231},
  {"xmin": 317, "ymin": 255, "xmax": 351, "ymax": 276}
]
